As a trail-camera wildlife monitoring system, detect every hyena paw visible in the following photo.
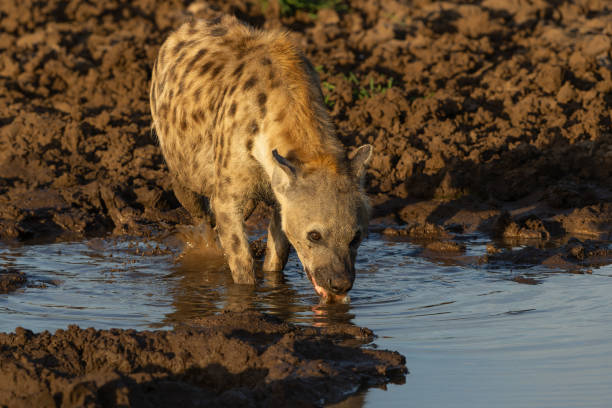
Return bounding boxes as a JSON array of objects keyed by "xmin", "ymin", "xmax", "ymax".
[
  {"xmin": 230, "ymin": 260, "xmax": 255, "ymax": 284},
  {"xmin": 263, "ymin": 254, "xmax": 285, "ymax": 272}
]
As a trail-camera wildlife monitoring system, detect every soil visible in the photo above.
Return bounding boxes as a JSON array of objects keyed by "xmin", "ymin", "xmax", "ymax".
[
  {"xmin": 0, "ymin": 0, "xmax": 610, "ymax": 243},
  {"xmin": 0, "ymin": 311, "xmax": 406, "ymax": 407},
  {"xmin": 0, "ymin": 268, "xmax": 27, "ymax": 293},
  {"xmin": 0, "ymin": 0, "xmax": 611, "ymax": 404},
  {"xmin": 482, "ymin": 237, "xmax": 612, "ymax": 271}
]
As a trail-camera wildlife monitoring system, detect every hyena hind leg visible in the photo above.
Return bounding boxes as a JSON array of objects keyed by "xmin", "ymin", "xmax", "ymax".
[
  {"xmin": 211, "ymin": 193, "xmax": 256, "ymax": 284},
  {"xmin": 172, "ymin": 178, "xmax": 215, "ymax": 228},
  {"xmin": 263, "ymin": 207, "xmax": 290, "ymax": 272}
]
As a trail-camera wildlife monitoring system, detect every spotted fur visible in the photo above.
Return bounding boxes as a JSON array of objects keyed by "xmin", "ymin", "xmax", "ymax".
[{"xmin": 151, "ymin": 15, "xmax": 372, "ymax": 298}]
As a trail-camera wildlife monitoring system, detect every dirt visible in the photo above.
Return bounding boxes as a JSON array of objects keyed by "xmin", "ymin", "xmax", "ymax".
[
  {"xmin": 0, "ymin": 311, "xmax": 406, "ymax": 407},
  {"xmin": 0, "ymin": 0, "xmax": 609, "ymax": 243},
  {"xmin": 0, "ymin": 268, "xmax": 27, "ymax": 293},
  {"xmin": 0, "ymin": 0, "xmax": 611, "ymax": 404},
  {"xmin": 482, "ymin": 237, "xmax": 612, "ymax": 271}
]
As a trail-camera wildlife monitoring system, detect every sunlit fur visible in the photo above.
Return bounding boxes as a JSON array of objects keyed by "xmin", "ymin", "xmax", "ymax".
[{"xmin": 150, "ymin": 15, "xmax": 372, "ymax": 299}]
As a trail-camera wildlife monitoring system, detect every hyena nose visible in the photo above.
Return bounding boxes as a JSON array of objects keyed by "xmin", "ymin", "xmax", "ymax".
[{"xmin": 329, "ymin": 279, "xmax": 353, "ymax": 295}]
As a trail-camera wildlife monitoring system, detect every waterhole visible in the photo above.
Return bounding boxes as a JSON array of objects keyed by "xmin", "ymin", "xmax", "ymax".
[{"xmin": 1, "ymin": 232, "xmax": 611, "ymax": 407}]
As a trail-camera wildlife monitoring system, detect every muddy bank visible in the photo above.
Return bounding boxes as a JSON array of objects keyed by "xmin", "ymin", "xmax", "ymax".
[
  {"xmin": 483, "ymin": 237, "xmax": 612, "ymax": 271},
  {"xmin": 381, "ymin": 221, "xmax": 612, "ymax": 272},
  {"xmin": 0, "ymin": 311, "xmax": 406, "ymax": 407},
  {"xmin": 0, "ymin": 268, "xmax": 27, "ymax": 293},
  {"xmin": 0, "ymin": 0, "xmax": 610, "ymax": 242}
]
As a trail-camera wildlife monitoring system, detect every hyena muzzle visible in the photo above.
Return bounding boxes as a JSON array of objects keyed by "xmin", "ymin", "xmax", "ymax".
[{"xmin": 150, "ymin": 15, "xmax": 372, "ymax": 302}]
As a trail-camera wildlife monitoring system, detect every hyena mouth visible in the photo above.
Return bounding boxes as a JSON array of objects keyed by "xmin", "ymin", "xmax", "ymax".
[
  {"xmin": 304, "ymin": 268, "xmax": 350, "ymax": 304},
  {"xmin": 304, "ymin": 268, "xmax": 323, "ymax": 294}
]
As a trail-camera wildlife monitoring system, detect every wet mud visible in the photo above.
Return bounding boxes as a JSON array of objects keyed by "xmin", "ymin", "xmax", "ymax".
[
  {"xmin": 0, "ymin": 0, "xmax": 611, "ymax": 405},
  {"xmin": 483, "ymin": 237, "xmax": 612, "ymax": 272},
  {"xmin": 0, "ymin": 0, "xmax": 610, "ymax": 242},
  {"xmin": 0, "ymin": 311, "xmax": 406, "ymax": 407},
  {"xmin": 0, "ymin": 268, "xmax": 27, "ymax": 293}
]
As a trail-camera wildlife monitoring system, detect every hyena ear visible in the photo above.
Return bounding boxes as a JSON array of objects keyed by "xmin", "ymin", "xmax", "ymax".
[
  {"xmin": 350, "ymin": 144, "xmax": 373, "ymax": 181},
  {"xmin": 271, "ymin": 149, "xmax": 297, "ymax": 188}
]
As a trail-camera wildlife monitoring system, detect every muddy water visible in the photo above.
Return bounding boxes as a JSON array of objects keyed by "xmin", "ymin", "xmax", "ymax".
[{"xmin": 1, "ymin": 234, "xmax": 612, "ymax": 407}]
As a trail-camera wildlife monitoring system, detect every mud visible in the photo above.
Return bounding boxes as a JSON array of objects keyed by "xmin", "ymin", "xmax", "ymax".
[
  {"xmin": 0, "ymin": 311, "xmax": 406, "ymax": 407},
  {"xmin": 482, "ymin": 237, "xmax": 612, "ymax": 272},
  {"xmin": 0, "ymin": 0, "xmax": 610, "ymax": 242},
  {"xmin": 0, "ymin": 268, "xmax": 27, "ymax": 293}
]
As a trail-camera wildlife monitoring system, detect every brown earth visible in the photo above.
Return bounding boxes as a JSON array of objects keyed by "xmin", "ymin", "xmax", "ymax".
[
  {"xmin": 0, "ymin": 268, "xmax": 27, "ymax": 293},
  {"xmin": 0, "ymin": 311, "xmax": 406, "ymax": 407},
  {"xmin": 0, "ymin": 0, "xmax": 610, "ymax": 243}
]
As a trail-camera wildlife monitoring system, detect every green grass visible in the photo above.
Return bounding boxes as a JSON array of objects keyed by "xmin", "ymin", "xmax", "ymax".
[
  {"xmin": 342, "ymin": 72, "xmax": 394, "ymax": 99},
  {"xmin": 322, "ymin": 81, "xmax": 336, "ymax": 107},
  {"xmin": 409, "ymin": 91, "xmax": 436, "ymax": 102},
  {"xmin": 317, "ymin": 66, "xmax": 396, "ymax": 109},
  {"xmin": 357, "ymin": 76, "xmax": 394, "ymax": 99},
  {"xmin": 322, "ymin": 81, "xmax": 335, "ymax": 91}
]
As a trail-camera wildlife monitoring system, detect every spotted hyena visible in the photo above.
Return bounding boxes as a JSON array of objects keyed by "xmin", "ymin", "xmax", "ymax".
[{"xmin": 150, "ymin": 15, "xmax": 372, "ymax": 301}]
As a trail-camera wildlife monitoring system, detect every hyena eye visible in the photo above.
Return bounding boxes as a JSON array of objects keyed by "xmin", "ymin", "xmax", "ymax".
[
  {"xmin": 349, "ymin": 230, "xmax": 361, "ymax": 247},
  {"xmin": 308, "ymin": 231, "xmax": 322, "ymax": 242}
]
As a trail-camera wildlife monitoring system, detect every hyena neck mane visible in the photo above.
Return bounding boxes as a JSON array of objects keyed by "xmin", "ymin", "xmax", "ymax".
[
  {"xmin": 261, "ymin": 32, "xmax": 347, "ymax": 175},
  {"xmin": 253, "ymin": 42, "xmax": 350, "ymax": 186},
  {"xmin": 253, "ymin": 119, "xmax": 350, "ymax": 190}
]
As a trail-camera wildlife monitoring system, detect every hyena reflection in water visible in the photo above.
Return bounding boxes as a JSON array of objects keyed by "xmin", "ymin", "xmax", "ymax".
[{"xmin": 150, "ymin": 15, "xmax": 372, "ymax": 302}]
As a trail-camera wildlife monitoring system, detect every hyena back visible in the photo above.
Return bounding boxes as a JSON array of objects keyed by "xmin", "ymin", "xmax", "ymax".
[{"xmin": 150, "ymin": 15, "xmax": 372, "ymax": 301}]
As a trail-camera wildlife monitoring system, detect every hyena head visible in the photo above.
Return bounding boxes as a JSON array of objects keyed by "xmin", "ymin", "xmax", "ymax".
[{"xmin": 271, "ymin": 145, "xmax": 373, "ymax": 302}]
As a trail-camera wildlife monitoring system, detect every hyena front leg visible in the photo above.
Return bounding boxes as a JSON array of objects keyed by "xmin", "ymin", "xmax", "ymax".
[
  {"xmin": 263, "ymin": 206, "xmax": 290, "ymax": 272},
  {"xmin": 211, "ymin": 189, "xmax": 255, "ymax": 284}
]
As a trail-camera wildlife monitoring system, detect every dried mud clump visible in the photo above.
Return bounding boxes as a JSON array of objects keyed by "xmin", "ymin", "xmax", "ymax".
[
  {"xmin": 0, "ymin": 311, "xmax": 406, "ymax": 408},
  {"xmin": 382, "ymin": 222, "xmax": 453, "ymax": 239},
  {"xmin": 424, "ymin": 240, "xmax": 466, "ymax": 253},
  {"xmin": 491, "ymin": 212, "xmax": 553, "ymax": 241},
  {"xmin": 0, "ymin": 268, "xmax": 27, "ymax": 293},
  {"xmin": 481, "ymin": 238, "xmax": 612, "ymax": 270}
]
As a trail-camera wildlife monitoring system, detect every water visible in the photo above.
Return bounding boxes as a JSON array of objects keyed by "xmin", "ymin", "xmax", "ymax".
[{"xmin": 1, "ymin": 233, "xmax": 612, "ymax": 407}]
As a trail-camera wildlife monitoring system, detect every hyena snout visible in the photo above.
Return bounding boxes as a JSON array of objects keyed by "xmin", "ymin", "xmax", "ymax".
[{"xmin": 312, "ymin": 258, "xmax": 355, "ymax": 295}]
